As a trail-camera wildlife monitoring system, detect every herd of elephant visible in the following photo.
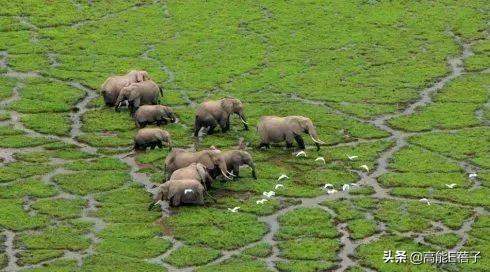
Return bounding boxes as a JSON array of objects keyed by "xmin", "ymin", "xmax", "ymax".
[{"xmin": 101, "ymin": 70, "xmax": 326, "ymax": 208}]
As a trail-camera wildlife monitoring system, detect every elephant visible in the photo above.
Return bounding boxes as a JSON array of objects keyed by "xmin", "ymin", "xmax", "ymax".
[
  {"xmin": 134, "ymin": 128, "xmax": 171, "ymax": 151},
  {"xmin": 149, "ymin": 179, "xmax": 205, "ymax": 209},
  {"xmin": 194, "ymin": 98, "xmax": 248, "ymax": 137},
  {"xmin": 101, "ymin": 70, "xmax": 150, "ymax": 106},
  {"xmin": 257, "ymin": 115, "xmax": 326, "ymax": 151},
  {"xmin": 164, "ymin": 147, "xmax": 232, "ymax": 181},
  {"xmin": 169, "ymin": 163, "xmax": 213, "ymax": 189},
  {"xmin": 222, "ymin": 150, "xmax": 257, "ymax": 179},
  {"xmin": 134, "ymin": 105, "xmax": 177, "ymax": 128},
  {"xmin": 115, "ymin": 80, "xmax": 162, "ymax": 115}
]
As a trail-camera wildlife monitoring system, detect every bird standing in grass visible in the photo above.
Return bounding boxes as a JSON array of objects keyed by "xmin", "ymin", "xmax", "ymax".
[{"xmin": 228, "ymin": 207, "xmax": 240, "ymax": 213}]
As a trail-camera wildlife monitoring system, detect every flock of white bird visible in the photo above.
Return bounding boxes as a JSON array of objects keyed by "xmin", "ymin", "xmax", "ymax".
[{"xmin": 227, "ymin": 151, "xmax": 480, "ymax": 212}]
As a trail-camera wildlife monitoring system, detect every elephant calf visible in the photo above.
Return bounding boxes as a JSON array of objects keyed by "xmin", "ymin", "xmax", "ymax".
[
  {"xmin": 134, "ymin": 105, "xmax": 176, "ymax": 128},
  {"xmin": 115, "ymin": 80, "xmax": 162, "ymax": 115},
  {"xmin": 257, "ymin": 115, "xmax": 325, "ymax": 151},
  {"xmin": 149, "ymin": 179, "xmax": 205, "ymax": 208},
  {"xmin": 194, "ymin": 97, "xmax": 248, "ymax": 137},
  {"xmin": 222, "ymin": 150, "xmax": 257, "ymax": 179},
  {"xmin": 169, "ymin": 163, "xmax": 213, "ymax": 189},
  {"xmin": 101, "ymin": 70, "xmax": 149, "ymax": 106},
  {"xmin": 134, "ymin": 128, "xmax": 171, "ymax": 151}
]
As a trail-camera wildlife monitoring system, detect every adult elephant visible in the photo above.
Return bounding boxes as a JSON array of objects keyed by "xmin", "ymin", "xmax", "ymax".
[
  {"xmin": 194, "ymin": 98, "xmax": 248, "ymax": 137},
  {"xmin": 164, "ymin": 147, "xmax": 232, "ymax": 181},
  {"xmin": 115, "ymin": 80, "xmax": 162, "ymax": 115},
  {"xmin": 101, "ymin": 70, "xmax": 150, "ymax": 106},
  {"xmin": 222, "ymin": 149, "xmax": 257, "ymax": 179},
  {"xmin": 149, "ymin": 179, "xmax": 205, "ymax": 209},
  {"xmin": 169, "ymin": 163, "xmax": 213, "ymax": 189},
  {"xmin": 257, "ymin": 115, "xmax": 325, "ymax": 151}
]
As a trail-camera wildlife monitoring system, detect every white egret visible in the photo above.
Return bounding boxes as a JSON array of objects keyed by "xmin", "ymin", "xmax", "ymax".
[
  {"xmin": 360, "ymin": 165, "xmax": 370, "ymax": 172},
  {"xmin": 295, "ymin": 151, "xmax": 307, "ymax": 157},
  {"xmin": 315, "ymin": 157, "xmax": 326, "ymax": 164},
  {"xmin": 445, "ymin": 183, "xmax": 457, "ymax": 189},
  {"xmin": 228, "ymin": 207, "xmax": 240, "ymax": 213},
  {"xmin": 277, "ymin": 174, "xmax": 289, "ymax": 181},
  {"xmin": 275, "ymin": 184, "xmax": 284, "ymax": 189},
  {"xmin": 419, "ymin": 198, "xmax": 431, "ymax": 205},
  {"xmin": 256, "ymin": 199, "xmax": 268, "ymax": 204},
  {"xmin": 347, "ymin": 155, "xmax": 358, "ymax": 161}
]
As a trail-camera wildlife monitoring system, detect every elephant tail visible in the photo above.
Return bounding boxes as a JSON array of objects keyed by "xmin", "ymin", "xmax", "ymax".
[{"xmin": 159, "ymin": 86, "xmax": 163, "ymax": 96}]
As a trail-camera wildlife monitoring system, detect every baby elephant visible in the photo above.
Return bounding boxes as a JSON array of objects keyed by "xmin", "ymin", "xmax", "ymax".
[
  {"xmin": 222, "ymin": 150, "xmax": 257, "ymax": 179},
  {"xmin": 134, "ymin": 105, "xmax": 177, "ymax": 128},
  {"xmin": 169, "ymin": 163, "xmax": 213, "ymax": 189},
  {"xmin": 134, "ymin": 128, "xmax": 171, "ymax": 151},
  {"xmin": 115, "ymin": 80, "xmax": 162, "ymax": 114},
  {"xmin": 194, "ymin": 97, "xmax": 248, "ymax": 137},
  {"xmin": 257, "ymin": 115, "xmax": 325, "ymax": 151},
  {"xmin": 149, "ymin": 179, "xmax": 205, "ymax": 209}
]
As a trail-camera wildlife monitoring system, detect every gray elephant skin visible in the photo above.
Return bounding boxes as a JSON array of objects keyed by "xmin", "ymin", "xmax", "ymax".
[
  {"xmin": 222, "ymin": 149, "xmax": 257, "ymax": 179},
  {"xmin": 115, "ymin": 80, "xmax": 162, "ymax": 114},
  {"xmin": 257, "ymin": 115, "xmax": 325, "ymax": 151},
  {"xmin": 101, "ymin": 70, "xmax": 150, "ymax": 106},
  {"xmin": 164, "ymin": 147, "xmax": 232, "ymax": 181},
  {"xmin": 134, "ymin": 128, "xmax": 171, "ymax": 150},
  {"xmin": 194, "ymin": 98, "xmax": 248, "ymax": 137},
  {"xmin": 169, "ymin": 163, "xmax": 214, "ymax": 189},
  {"xmin": 149, "ymin": 179, "xmax": 205, "ymax": 209},
  {"xmin": 134, "ymin": 105, "xmax": 176, "ymax": 128}
]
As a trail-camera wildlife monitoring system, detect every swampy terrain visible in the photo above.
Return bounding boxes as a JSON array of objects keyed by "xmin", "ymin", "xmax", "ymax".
[{"xmin": 0, "ymin": 1, "xmax": 488, "ymax": 271}]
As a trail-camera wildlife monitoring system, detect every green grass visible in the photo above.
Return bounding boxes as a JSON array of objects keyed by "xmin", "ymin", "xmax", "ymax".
[
  {"xmin": 425, "ymin": 233, "xmax": 460, "ymax": 249},
  {"xmin": 0, "ymin": 162, "xmax": 54, "ymax": 183},
  {"xmin": 32, "ymin": 198, "xmax": 86, "ymax": 219},
  {"xmin": 21, "ymin": 113, "xmax": 72, "ymax": 136},
  {"xmin": 243, "ymin": 242, "xmax": 272, "ymax": 258},
  {"xmin": 53, "ymin": 170, "xmax": 129, "ymax": 195},
  {"xmin": 165, "ymin": 245, "xmax": 221, "ymax": 267},
  {"xmin": 0, "ymin": 178, "xmax": 58, "ymax": 198},
  {"xmin": 276, "ymin": 208, "xmax": 338, "ymax": 240},
  {"xmin": 165, "ymin": 207, "xmax": 267, "ymax": 250},
  {"xmin": 347, "ymin": 219, "xmax": 377, "ymax": 240},
  {"xmin": 17, "ymin": 250, "xmax": 64, "ymax": 266}
]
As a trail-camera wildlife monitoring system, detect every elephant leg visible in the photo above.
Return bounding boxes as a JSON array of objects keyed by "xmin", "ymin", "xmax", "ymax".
[
  {"xmin": 219, "ymin": 117, "xmax": 230, "ymax": 133},
  {"xmin": 232, "ymin": 164, "xmax": 240, "ymax": 179},
  {"xmin": 207, "ymin": 124, "xmax": 216, "ymax": 135},
  {"xmin": 150, "ymin": 142, "xmax": 157, "ymax": 150},
  {"xmin": 156, "ymin": 141, "xmax": 163, "ymax": 149},
  {"xmin": 259, "ymin": 142, "xmax": 270, "ymax": 149},
  {"xmin": 294, "ymin": 134, "xmax": 306, "ymax": 149},
  {"xmin": 194, "ymin": 119, "xmax": 202, "ymax": 137}
]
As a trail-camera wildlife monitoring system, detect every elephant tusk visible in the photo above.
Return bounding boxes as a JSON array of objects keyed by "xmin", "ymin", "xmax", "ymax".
[
  {"xmin": 227, "ymin": 170, "xmax": 235, "ymax": 177},
  {"xmin": 310, "ymin": 135, "xmax": 325, "ymax": 144},
  {"xmin": 239, "ymin": 117, "xmax": 248, "ymax": 125},
  {"xmin": 221, "ymin": 169, "xmax": 232, "ymax": 180}
]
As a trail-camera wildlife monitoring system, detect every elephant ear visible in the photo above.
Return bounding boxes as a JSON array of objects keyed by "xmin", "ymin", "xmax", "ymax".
[
  {"xmin": 200, "ymin": 153, "xmax": 215, "ymax": 170},
  {"xmin": 220, "ymin": 99, "xmax": 234, "ymax": 114},
  {"xmin": 288, "ymin": 117, "xmax": 304, "ymax": 135},
  {"xmin": 196, "ymin": 164, "xmax": 210, "ymax": 183}
]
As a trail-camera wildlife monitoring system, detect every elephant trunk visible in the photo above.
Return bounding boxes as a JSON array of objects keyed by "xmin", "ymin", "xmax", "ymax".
[{"xmin": 307, "ymin": 123, "xmax": 325, "ymax": 146}]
